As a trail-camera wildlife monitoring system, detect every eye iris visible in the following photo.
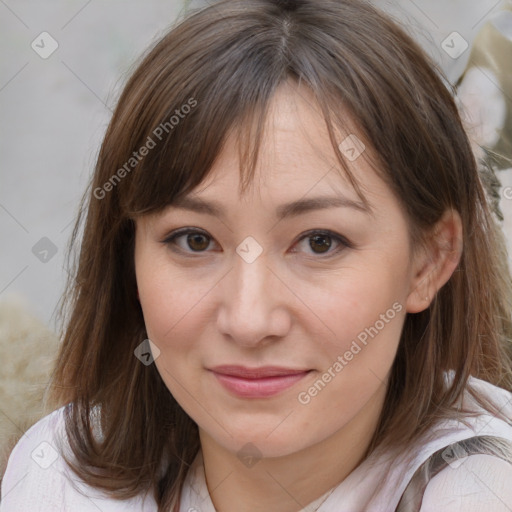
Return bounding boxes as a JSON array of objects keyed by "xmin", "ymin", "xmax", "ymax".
[
  {"xmin": 309, "ymin": 234, "xmax": 331, "ymax": 253},
  {"xmin": 188, "ymin": 233, "xmax": 209, "ymax": 251},
  {"xmin": 181, "ymin": 232, "xmax": 335, "ymax": 253}
]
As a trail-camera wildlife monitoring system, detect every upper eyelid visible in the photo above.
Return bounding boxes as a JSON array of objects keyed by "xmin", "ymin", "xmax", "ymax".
[{"xmin": 161, "ymin": 227, "xmax": 351, "ymax": 254}]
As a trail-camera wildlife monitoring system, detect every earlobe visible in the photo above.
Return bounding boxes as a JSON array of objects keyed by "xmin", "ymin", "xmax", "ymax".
[{"xmin": 406, "ymin": 209, "xmax": 463, "ymax": 314}]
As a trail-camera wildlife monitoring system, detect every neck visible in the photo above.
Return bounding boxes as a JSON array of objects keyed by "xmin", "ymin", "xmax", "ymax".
[{"xmin": 199, "ymin": 384, "xmax": 387, "ymax": 512}]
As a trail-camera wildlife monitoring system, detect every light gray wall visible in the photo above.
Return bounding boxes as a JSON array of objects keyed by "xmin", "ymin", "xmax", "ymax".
[{"xmin": 1, "ymin": 1, "xmax": 188, "ymax": 329}]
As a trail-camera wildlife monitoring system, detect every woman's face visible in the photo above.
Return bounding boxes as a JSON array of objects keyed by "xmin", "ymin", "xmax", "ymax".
[{"xmin": 134, "ymin": 82, "xmax": 425, "ymax": 459}]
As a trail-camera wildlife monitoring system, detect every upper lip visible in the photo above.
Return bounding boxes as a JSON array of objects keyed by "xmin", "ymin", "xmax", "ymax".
[{"xmin": 209, "ymin": 365, "xmax": 311, "ymax": 379}]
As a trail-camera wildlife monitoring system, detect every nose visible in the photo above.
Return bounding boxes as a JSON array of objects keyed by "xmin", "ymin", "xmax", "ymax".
[{"xmin": 216, "ymin": 251, "xmax": 291, "ymax": 348}]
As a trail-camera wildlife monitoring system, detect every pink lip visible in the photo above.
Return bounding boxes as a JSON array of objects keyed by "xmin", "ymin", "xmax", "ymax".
[{"xmin": 209, "ymin": 365, "xmax": 311, "ymax": 398}]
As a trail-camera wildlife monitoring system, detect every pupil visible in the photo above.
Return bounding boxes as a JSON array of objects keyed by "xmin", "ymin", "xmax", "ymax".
[
  {"xmin": 188, "ymin": 233, "xmax": 209, "ymax": 251},
  {"xmin": 310, "ymin": 234, "xmax": 331, "ymax": 253},
  {"xmin": 185, "ymin": 233, "xmax": 332, "ymax": 253}
]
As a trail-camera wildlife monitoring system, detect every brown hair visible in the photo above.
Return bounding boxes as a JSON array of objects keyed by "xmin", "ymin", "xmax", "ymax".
[{"xmin": 49, "ymin": 0, "xmax": 512, "ymax": 509}]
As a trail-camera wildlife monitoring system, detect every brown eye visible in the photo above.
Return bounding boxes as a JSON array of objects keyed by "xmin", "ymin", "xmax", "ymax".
[
  {"xmin": 309, "ymin": 233, "xmax": 332, "ymax": 254},
  {"xmin": 292, "ymin": 229, "xmax": 351, "ymax": 258},
  {"xmin": 186, "ymin": 233, "xmax": 210, "ymax": 251},
  {"xmin": 162, "ymin": 228, "xmax": 215, "ymax": 254},
  {"xmin": 163, "ymin": 228, "xmax": 352, "ymax": 258}
]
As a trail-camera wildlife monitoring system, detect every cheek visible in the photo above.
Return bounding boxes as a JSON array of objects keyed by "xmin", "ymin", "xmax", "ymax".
[
  {"xmin": 307, "ymin": 266, "xmax": 407, "ymax": 346},
  {"xmin": 135, "ymin": 246, "xmax": 210, "ymax": 340},
  {"xmin": 298, "ymin": 260, "xmax": 408, "ymax": 406},
  {"xmin": 300, "ymin": 282, "xmax": 405, "ymax": 422},
  {"xmin": 135, "ymin": 263, "xmax": 210, "ymax": 404}
]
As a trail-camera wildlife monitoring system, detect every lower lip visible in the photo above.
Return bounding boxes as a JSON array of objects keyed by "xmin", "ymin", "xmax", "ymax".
[{"xmin": 211, "ymin": 371, "xmax": 311, "ymax": 398}]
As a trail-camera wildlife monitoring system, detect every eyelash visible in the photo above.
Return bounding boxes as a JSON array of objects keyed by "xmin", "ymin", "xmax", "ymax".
[{"xmin": 161, "ymin": 228, "xmax": 353, "ymax": 258}]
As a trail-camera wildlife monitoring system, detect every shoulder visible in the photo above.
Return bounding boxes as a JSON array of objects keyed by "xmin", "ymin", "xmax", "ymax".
[
  {"xmin": 420, "ymin": 454, "xmax": 512, "ymax": 511},
  {"xmin": 0, "ymin": 405, "xmax": 156, "ymax": 511},
  {"xmin": 1, "ymin": 406, "xmax": 70, "ymax": 509},
  {"xmin": 2, "ymin": 407, "xmax": 64, "ymax": 500},
  {"xmin": 418, "ymin": 376, "xmax": 512, "ymax": 511}
]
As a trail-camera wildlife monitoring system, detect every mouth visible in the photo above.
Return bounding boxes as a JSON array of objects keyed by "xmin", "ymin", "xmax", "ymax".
[{"xmin": 208, "ymin": 365, "xmax": 312, "ymax": 398}]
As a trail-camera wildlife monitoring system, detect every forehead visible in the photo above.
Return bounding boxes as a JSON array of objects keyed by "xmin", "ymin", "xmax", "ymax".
[
  {"xmin": 135, "ymin": 80, "xmax": 399, "ymax": 230},
  {"xmin": 192, "ymin": 81, "xmax": 376, "ymax": 202}
]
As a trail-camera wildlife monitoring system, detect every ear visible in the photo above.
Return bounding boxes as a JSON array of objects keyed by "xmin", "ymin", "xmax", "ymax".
[{"xmin": 406, "ymin": 209, "xmax": 463, "ymax": 314}]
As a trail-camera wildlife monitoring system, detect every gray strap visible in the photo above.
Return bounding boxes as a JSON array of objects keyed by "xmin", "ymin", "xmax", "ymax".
[{"xmin": 395, "ymin": 435, "xmax": 512, "ymax": 512}]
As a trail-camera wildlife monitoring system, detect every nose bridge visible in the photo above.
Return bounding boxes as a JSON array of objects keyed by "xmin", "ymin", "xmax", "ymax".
[
  {"xmin": 217, "ymin": 248, "xmax": 288, "ymax": 345},
  {"xmin": 231, "ymin": 252, "xmax": 271, "ymax": 321}
]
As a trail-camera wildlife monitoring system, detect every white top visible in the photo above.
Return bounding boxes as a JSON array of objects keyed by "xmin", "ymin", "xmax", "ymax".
[{"xmin": 2, "ymin": 374, "xmax": 512, "ymax": 511}]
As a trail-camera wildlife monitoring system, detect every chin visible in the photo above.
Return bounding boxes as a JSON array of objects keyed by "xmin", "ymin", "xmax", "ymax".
[{"xmin": 209, "ymin": 425, "xmax": 311, "ymax": 461}]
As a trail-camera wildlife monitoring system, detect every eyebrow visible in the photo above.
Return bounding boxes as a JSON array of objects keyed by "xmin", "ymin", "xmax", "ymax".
[{"xmin": 171, "ymin": 194, "xmax": 374, "ymax": 220}]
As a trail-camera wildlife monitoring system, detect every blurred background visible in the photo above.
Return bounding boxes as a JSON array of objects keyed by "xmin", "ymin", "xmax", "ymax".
[{"xmin": 1, "ymin": 0, "xmax": 511, "ymax": 478}]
